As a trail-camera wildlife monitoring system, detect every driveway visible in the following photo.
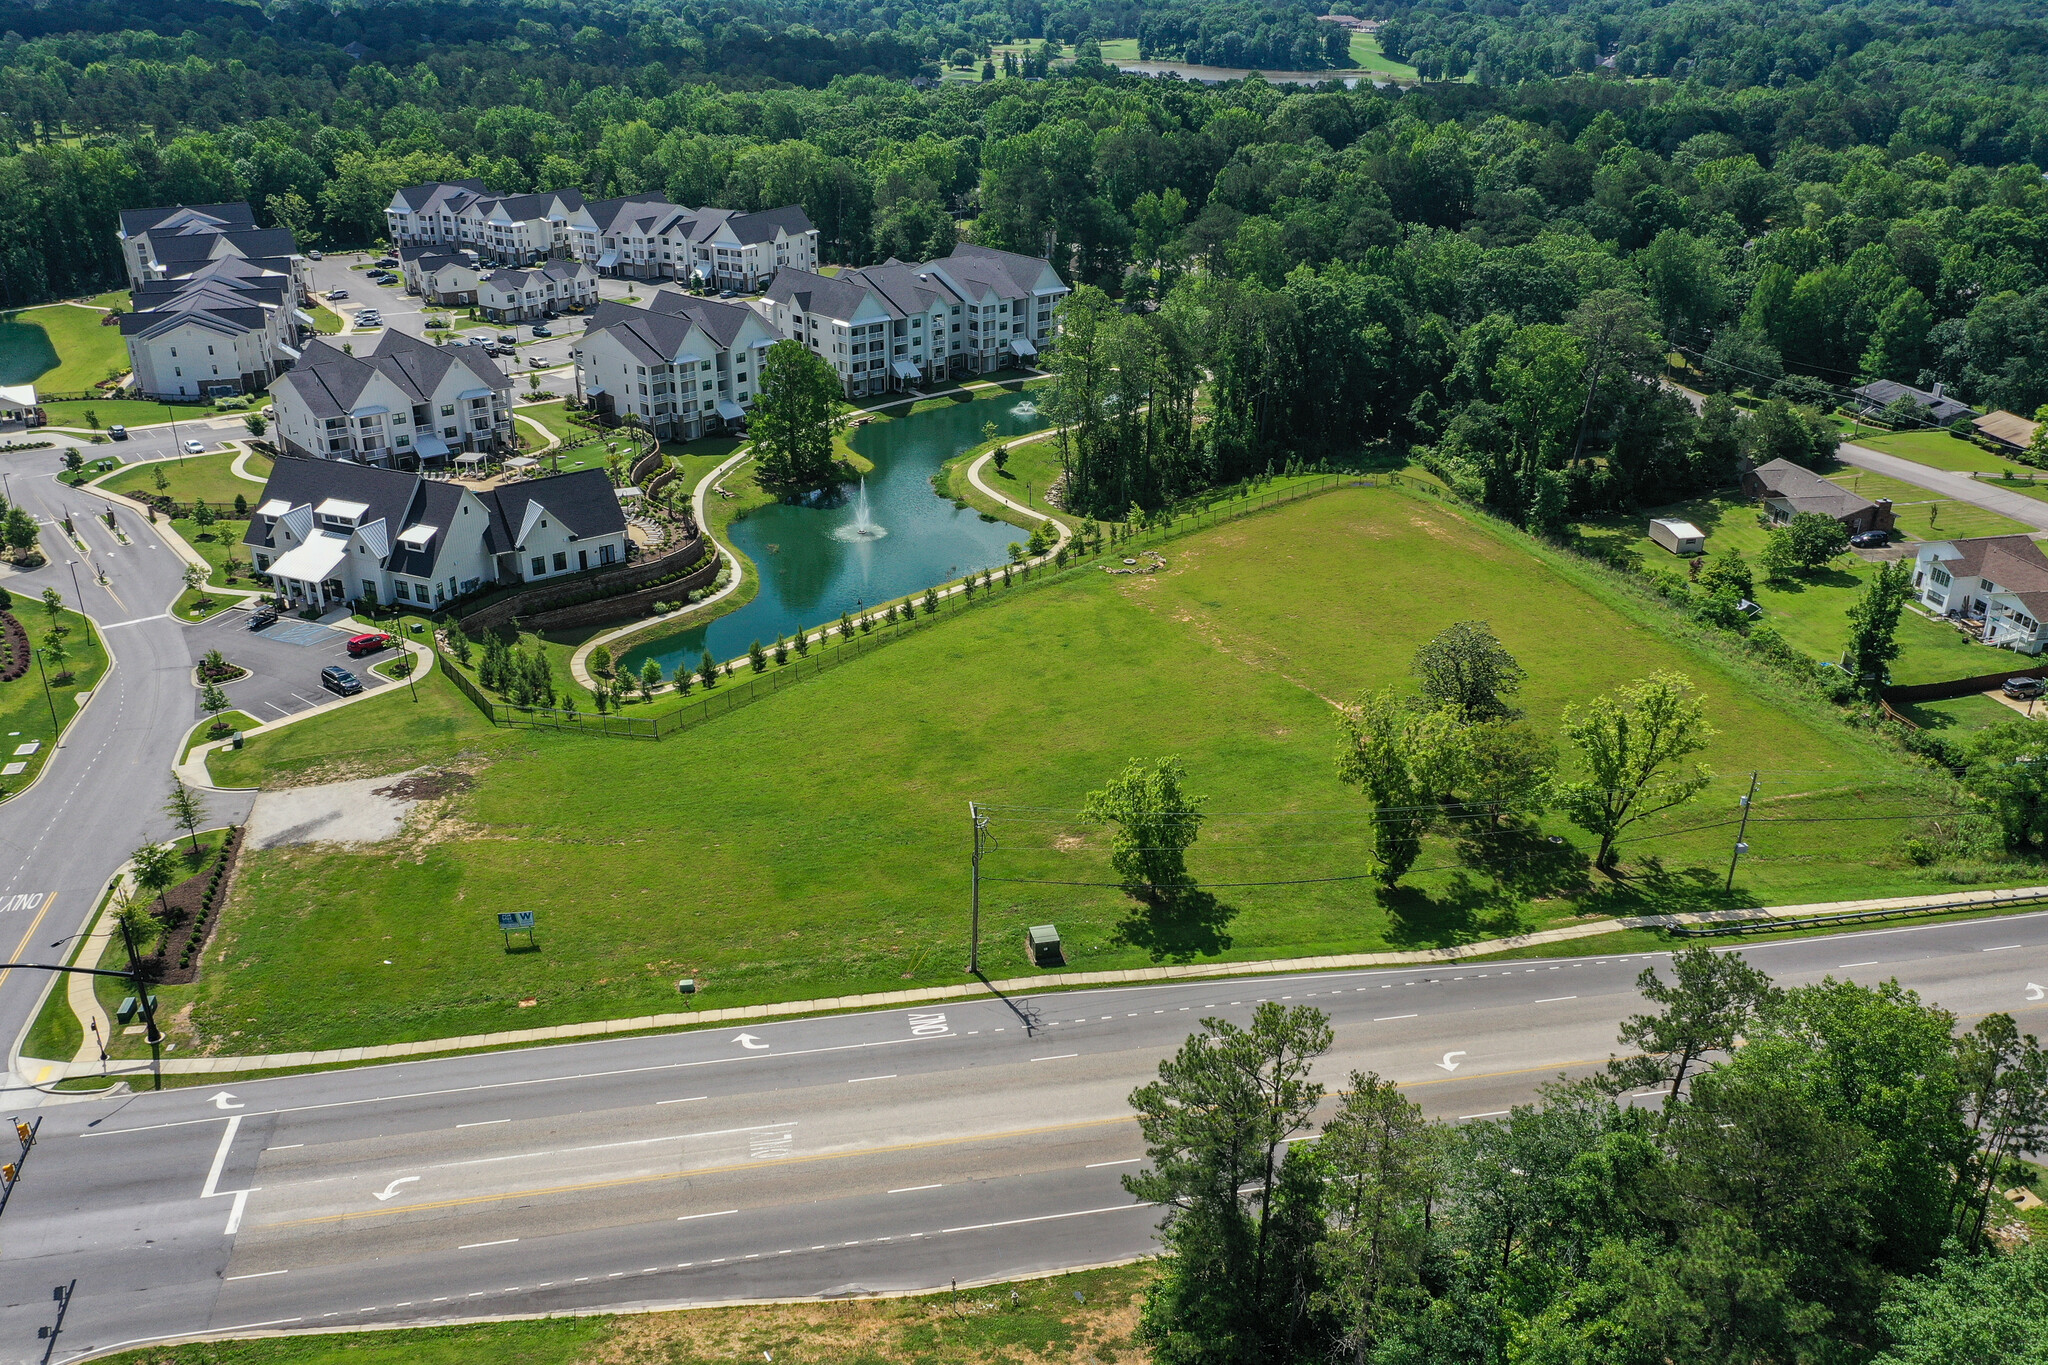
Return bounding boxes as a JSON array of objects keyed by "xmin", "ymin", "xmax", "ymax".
[{"xmin": 188, "ymin": 606, "xmax": 398, "ymax": 723}]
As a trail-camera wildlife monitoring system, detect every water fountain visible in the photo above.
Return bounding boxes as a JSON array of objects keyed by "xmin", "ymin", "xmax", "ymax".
[{"xmin": 832, "ymin": 476, "xmax": 889, "ymax": 542}]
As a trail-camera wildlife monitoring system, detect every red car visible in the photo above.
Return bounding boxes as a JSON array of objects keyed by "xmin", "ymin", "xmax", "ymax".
[{"xmin": 345, "ymin": 632, "xmax": 394, "ymax": 658}]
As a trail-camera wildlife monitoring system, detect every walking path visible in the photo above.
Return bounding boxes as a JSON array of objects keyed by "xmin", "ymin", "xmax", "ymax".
[{"xmin": 22, "ymin": 883, "xmax": 2045, "ymax": 1082}]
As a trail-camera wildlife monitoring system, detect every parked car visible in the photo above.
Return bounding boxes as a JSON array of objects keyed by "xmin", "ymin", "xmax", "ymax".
[
  {"xmin": 718, "ymin": 289, "xmax": 736, "ymax": 299},
  {"xmin": 320, "ymin": 665, "xmax": 364, "ymax": 696},
  {"xmin": 328, "ymin": 288, "xmax": 348, "ymax": 300},
  {"xmin": 183, "ymin": 439, "xmax": 205, "ymax": 454},
  {"xmin": 375, "ymin": 256, "xmax": 398, "ymax": 267},
  {"xmin": 497, "ymin": 333, "xmax": 517, "ymax": 344},
  {"xmin": 346, "ymin": 632, "xmax": 394, "ymax": 657},
  {"xmin": 2003, "ymin": 676, "xmax": 2046, "ymax": 700},
  {"xmin": 307, "ymin": 250, "xmax": 323, "ymax": 260},
  {"xmin": 1850, "ymin": 530, "xmax": 1890, "ymax": 548},
  {"xmin": 108, "ymin": 425, "xmax": 127, "ymax": 440},
  {"xmin": 247, "ymin": 604, "xmax": 278, "ymax": 629},
  {"xmin": 530, "ymin": 324, "xmax": 552, "ymax": 336}
]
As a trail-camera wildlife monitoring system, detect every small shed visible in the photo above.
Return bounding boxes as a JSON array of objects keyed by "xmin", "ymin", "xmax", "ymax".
[{"xmin": 1649, "ymin": 518, "xmax": 1707, "ymax": 556}]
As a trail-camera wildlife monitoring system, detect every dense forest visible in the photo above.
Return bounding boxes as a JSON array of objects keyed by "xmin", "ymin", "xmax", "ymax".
[{"xmin": 2, "ymin": 0, "xmax": 2046, "ymax": 530}]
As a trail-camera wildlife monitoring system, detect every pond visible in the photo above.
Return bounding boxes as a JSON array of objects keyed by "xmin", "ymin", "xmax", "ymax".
[{"xmin": 619, "ymin": 391, "xmax": 1054, "ymax": 678}]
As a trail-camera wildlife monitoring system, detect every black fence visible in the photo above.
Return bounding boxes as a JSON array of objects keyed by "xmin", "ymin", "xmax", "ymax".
[
  {"xmin": 442, "ymin": 472, "xmax": 1360, "ymax": 740},
  {"xmin": 1669, "ymin": 888, "xmax": 2048, "ymax": 937}
]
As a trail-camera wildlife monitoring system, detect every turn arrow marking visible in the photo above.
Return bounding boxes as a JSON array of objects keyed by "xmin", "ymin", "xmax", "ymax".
[
  {"xmin": 373, "ymin": 1177, "xmax": 421, "ymax": 1202},
  {"xmin": 1436, "ymin": 1051, "xmax": 1467, "ymax": 1073},
  {"xmin": 2028, "ymin": 983, "xmax": 2044, "ymax": 1002},
  {"xmin": 211, "ymin": 1091, "xmax": 244, "ymax": 1111},
  {"xmin": 733, "ymin": 1033, "xmax": 770, "ymax": 1051}
]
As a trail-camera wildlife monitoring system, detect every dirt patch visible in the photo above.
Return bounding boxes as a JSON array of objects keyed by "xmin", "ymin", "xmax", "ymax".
[
  {"xmin": 373, "ymin": 769, "xmax": 475, "ymax": 802},
  {"xmin": 1054, "ymin": 833, "xmax": 1087, "ymax": 852},
  {"xmin": 246, "ymin": 769, "xmax": 430, "ymax": 847}
]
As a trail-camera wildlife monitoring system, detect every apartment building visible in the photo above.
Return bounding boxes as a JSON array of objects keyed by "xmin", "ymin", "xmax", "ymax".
[
  {"xmin": 116, "ymin": 201, "xmax": 311, "ymax": 400},
  {"xmin": 244, "ymin": 456, "xmax": 627, "ymax": 612},
  {"xmin": 384, "ymin": 181, "xmax": 585, "ymax": 264},
  {"xmin": 758, "ymin": 244, "xmax": 1067, "ymax": 398},
  {"xmin": 397, "ymin": 247, "xmax": 483, "ymax": 305},
  {"xmin": 567, "ymin": 197, "xmax": 818, "ymax": 289},
  {"xmin": 573, "ymin": 290, "xmax": 780, "ymax": 442},
  {"xmin": 268, "ymin": 329, "xmax": 513, "ymax": 466},
  {"xmin": 478, "ymin": 261, "xmax": 599, "ymax": 322}
]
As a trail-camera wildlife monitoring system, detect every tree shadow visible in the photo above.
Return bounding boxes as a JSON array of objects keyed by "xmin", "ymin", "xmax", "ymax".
[
  {"xmin": 1454, "ymin": 823, "xmax": 1595, "ymax": 902},
  {"xmin": 1109, "ymin": 889, "xmax": 1238, "ymax": 963},
  {"xmin": 1377, "ymin": 875, "xmax": 1526, "ymax": 948},
  {"xmin": 1569, "ymin": 856, "xmax": 1761, "ymax": 918}
]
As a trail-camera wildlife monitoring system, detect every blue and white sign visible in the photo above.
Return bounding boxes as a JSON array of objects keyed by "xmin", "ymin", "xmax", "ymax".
[{"xmin": 497, "ymin": 911, "xmax": 535, "ymax": 932}]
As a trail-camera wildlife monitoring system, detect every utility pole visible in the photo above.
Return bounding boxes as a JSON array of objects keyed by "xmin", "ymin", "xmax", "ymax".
[
  {"xmin": 1725, "ymin": 771, "xmax": 1759, "ymax": 892},
  {"xmin": 967, "ymin": 801, "xmax": 989, "ymax": 975},
  {"xmin": 32, "ymin": 645, "xmax": 58, "ymax": 732},
  {"xmin": 116, "ymin": 915, "xmax": 163, "ymax": 1048}
]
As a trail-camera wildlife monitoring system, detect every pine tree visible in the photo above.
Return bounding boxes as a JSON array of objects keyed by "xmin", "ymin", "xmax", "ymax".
[
  {"xmin": 748, "ymin": 638, "xmax": 768, "ymax": 672},
  {"xmin": 922, "ymin": 586, "xmax": 940, "ymax": 615},
  {"xmin": 698, "ymin": 652, "xmax": 719, "ymax": 690}
]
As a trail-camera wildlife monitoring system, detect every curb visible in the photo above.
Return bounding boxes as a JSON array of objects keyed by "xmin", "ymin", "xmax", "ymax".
[{"xmin": 46, "ymin": 884, "xmax": 2048, "ymax": 1080}]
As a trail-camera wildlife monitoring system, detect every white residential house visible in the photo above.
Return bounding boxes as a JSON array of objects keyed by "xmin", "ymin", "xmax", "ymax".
[
  {"xmin": 573, "ymin": 291, "xmax": 780, "ymax": 441},
  {"xmin": 384, "ymin": 182, "xmax": 587, "ymax": 265},
  {"xmin": 397, "ymin": 247, "xmax": 483, "ymax": 305},
  {"xmin": 1913, "ymin": 536, "xmax": 2048, "ymax": 653},
  {"xmin": 477, "ymin": 261, "xmax": 599, "ymax": 322},
  {"xmin": 267, "ymin": 329, "xmax": 513, "ymax": 466},
  {"xmin": 758, "ymin": 244, "xmax": 1067, "ymax": 398},
  {"xmin": 244, "ymin": 456, "xmax": 628, "ymax": 611},
  {"xmin": 565, "ymin": 197, "xmax": 818, "ymax": 288}
]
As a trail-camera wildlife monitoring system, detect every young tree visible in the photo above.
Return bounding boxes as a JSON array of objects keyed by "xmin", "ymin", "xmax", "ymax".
[
  {"xmin": 1555, "ymin": 672, "xmax": 1717, "ymax": 870},
  {"xmin": 1125, "ymin": 1003, "xmax": 1334, "ymax": 1365},
  {"xmin": 1781, "ymin": 510, "xmax": 1850, "ymax": 572},
  {"xmin": 697, "ymin": 651, "xmax": 719, "ymax": 690},
  {"xmin": 1314, "ymin": 1072, "xmax": 1440, "ymax": 1362},
  {"xmin": 1598, "ymin": 945, "xmax": 1781, "ymax": 1100},
  {"xmin": 1083, "ymin": 757, "xmax": 1207, "ymax": 906},
  {"xmin": 151, "ymin": 464, "xmax": 170, "ymax": 492},
  {"xmin": 199, "ymin": 679, "xmax": 231, "ymax": 725},
  {"xmin": 130, "ymin": 840, "xmax": 179, "ymax": 919},
  {"xmin": 40, "ymin": 627, "xmax": 68, "ymax": 679},
  {"xmin": 589, "ymin": 644, "xmax": 613, "ymax": 678},
  {"xmin": 193, "ymin": 498, "xmax": 216, "ymax": 530},
  {"xmin": 1458, "ymin": 719, "xmax": 1557, "ymax": 828},
  {"xmin": 751, "ymin": 339, "xmax": 844, "ymax": 499},
  {"xmin": 1336, "ymin": 690, "xmax": 1468, "ymax": 884},
  {"xmin": 748, "ymin": 638, "xmax": 767, "ymax": 672},
  {"xmin": 1843, "ymin": 559, "xmax": 1915, "ymax": 692},
  {"xmin": 243, "ymin": 413, "xmax": 267, "ymax": 437},
  {"xmin": 41, "ymin": 586, "xmax": 63, "ymax": 628},
  {"xmin": 164, "ymin": 777, "xmax": 210, "ymax": 854},
  {"xmin": 2, "ymin": 504, "xmax": 37, "ymax": 557},
  {"xmin": 922, "ymin": 586, "xmax": 940, "ymax": 614},
  {"xmin": 638, "ymin": 655, "xmax": 662, "ymax": 699},
  {"xmin": 1696, "ymin": 548, "xmax": 1754, "ymax": 602},
  {"xmin": 1410, "ymin": 620, "xmax": 1525, "ymax": 721}
]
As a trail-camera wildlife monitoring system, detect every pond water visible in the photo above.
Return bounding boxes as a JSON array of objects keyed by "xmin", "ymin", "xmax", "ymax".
[{"xmin": 619, "ymin": 392, "xmax": 1054, "ymax": 678}]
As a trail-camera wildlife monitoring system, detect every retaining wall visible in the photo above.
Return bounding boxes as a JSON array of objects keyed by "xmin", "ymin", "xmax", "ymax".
[{"xmin": 456, "ymin": 529, "xmax": 706, "ymax": 634}]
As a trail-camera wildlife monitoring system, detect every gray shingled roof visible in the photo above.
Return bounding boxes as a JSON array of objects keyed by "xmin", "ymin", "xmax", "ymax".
[
  {"xmin": 1749, "ymin": 458, "xmax": 1880, "ymax": 521},
  {"xmin": 1853, "ymin": 380, "xmax": 1979, "ymax": 426},
  {"xmin": 272, "ymin": 330, "xmax": 508, "ymax": 420},
  {"xmin": 119, "ymin": 202, "xmax": 256, "ymax": 238},
  {"xmin": 582, "ymin": 291, "xmax": 761, "ymax": 363}
]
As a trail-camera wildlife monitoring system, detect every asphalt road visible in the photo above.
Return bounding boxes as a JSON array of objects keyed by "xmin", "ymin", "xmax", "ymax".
[
  {"xmin": 0, "ymin": 441, "xmax": 256, "ymax": 1095},
  {"xmin": 1, "ymin": 912, "xmax": 2042, "ymax": 1362}
]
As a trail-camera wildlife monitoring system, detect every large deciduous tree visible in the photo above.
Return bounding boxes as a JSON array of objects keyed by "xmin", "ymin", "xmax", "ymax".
[
  {"xmin": 750, "ymin": 339, "xmax": 844, "ymax": 500},
  {"xmin": 1555, "ymin": 672, "xmax": 1716, "ymax": 870},
  {"xmin": 1410, "ymin": 619, "xmax": 1524, "ymax": 721},
  {"xmin": 1082, "ymin": 756, "xmax": 1207, "ymax": 906}
]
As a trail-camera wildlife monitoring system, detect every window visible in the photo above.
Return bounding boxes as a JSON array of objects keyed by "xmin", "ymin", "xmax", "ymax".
[
  {"xmin": 531, "ymin": 555, "xmax": 546, "ymax": 576},
  {"xmin": 552, "ymin": 551, "xmax": 567, "ymax": 571},
  {"xmin": 395, "ymin": 581, "xmax": 411, "ymax": 601},
  {"xmin": 599, "ymin": 543, "xmax": 616, "ymax": 565},
  {"xmin": 1930, "ymin": 566, "xmax": 1953, "ymax": 588},
  {"xmin": 1982, "ymin": 578, "xmax": 1997, "ymax": 591}
]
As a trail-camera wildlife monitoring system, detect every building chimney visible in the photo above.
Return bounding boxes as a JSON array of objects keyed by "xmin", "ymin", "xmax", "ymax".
[{"xmin": 1932, "ymin": 382, "xmax": 1945, "ymax": 400}]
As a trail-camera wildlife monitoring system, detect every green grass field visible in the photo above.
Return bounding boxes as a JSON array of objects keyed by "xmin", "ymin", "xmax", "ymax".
[
  {"xmin": 308, "ymin": 304, "xmax": 344, "ymax": 333},
  {"xmin": 39, "ymin": 398, "xmax": 214, "ymax": 429},
  {"xmin": 1819, "ymin": 467, "xmax": 2036, "ymax": 539},
  {"xmin": 1578, "ymin": 494, "xmax": 1990, "ymax": 685},
  {"xmin": 1847, "ymin": 428, "xmax": 2016, "ymax": 475},
  {"xmin": 0, "ymin": 302, "xmax": 127, "ymax": 390},
  {"xmin": 173, "ymin": 516, "xmax": 254, "ymax": 587},
  {"xmin": 1348, "ymin": 32, "xmax": 1420, "ymax": 78},
  {"xmin": 101, "ymin": 449, "xmax": 269, "ymax": 507},
  {"xmin": 91, "ymin": 1263, "xmax": 1153, "ymax": 1365},
  {"xmin": 0, "ymin": 606, "xmax": 109, "ymax": 801},
  {"xmin": 176, "ymin": 487, "xmax": 2011, "ymax": 1059},
  {"xmin": 1894, "ymin": 692, "xmax": 2021, "ymax": 732}
]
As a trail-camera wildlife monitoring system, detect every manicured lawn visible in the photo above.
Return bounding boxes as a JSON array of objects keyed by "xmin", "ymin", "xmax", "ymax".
[
  {"xmin": 173, "ymin": 516, "xmax": 254, "ymax": 587},
  {"xmin": 1098, "ymin": 36, "xmax": 1141, "ymax": 59},
  {"xmin": 1819, "ymin": 467, "xmax": 2036, "ymax": 539},
  {"xmin": 101, "ymin": 450, "xmax": 269, "ymax": 508},
  {"xmin": 308, "ymin": 304, "xmax": 344, "ymax": 333},
  {"xmin": 0, "ymin": 606, "xmax": 109, "ymax": 801},
  {"xmin": 59, "ymin": 453, "xmax": 124, "ymax": 485},
  {"xmin": 1894, "ymin": 692, "xmax": 2022, "ymax": 733},
  {"xmin": 91, "ymin": 1263, "xmax": 1154, "ymax": 1365},
  {"xmin": 1847, "ymin": 428, "xmax": 2014, "ymax": 474},
  {"xmin": 1577, "ymin": 494, "xmax": 1990, "ymax": 685},
  {"xmin": 952, "ymin": 429, "xmax": 1076, "ymax": 531},
  {"xmin": 1349, "ymin": 32, "xmax": 1420, "ymax": 77},
  {"xmin": 87, "ymin": 289, "xmax": 130, "ymax": 310},
  {"xmin": 0, "ymin": 302, "xmax": 127, "ymax": 390},
  {"xmin": 39, "ymin": 398, "xmax": 214, "ymax": 429},
  {"xmin": 180, "ymin": 487, "xmax": 1998, "ymax": 1057},
  {"xmin": 1964, "ymin": 471, "xmax": 2048, "ymax": 504},
  {"xmin": 182, "ymin": 710, "xmax": 260, "ymax": 761}
]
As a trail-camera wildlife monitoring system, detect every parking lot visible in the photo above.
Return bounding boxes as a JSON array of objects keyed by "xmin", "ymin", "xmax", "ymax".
[{"xmin": 188, "ymin": 605, "xmax": 401, "ymax": 723}]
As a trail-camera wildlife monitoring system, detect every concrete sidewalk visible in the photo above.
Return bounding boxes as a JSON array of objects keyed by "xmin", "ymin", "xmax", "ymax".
[{"xmin": 23, "ymin": 883, "xmax": 2047, "ymax": 1082}]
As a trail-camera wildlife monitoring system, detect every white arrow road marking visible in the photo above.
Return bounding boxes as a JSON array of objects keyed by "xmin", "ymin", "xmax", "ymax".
[
  {"xmin": 1436, "ymin": 1051, "xmax": 1467, "ymax": 1073},
  {"xmin": 733, "ymin": 1033, "xmax": 770, "ymax": 1050},
  {"xmin": 2029, "ymin": 983, "xmax": 2045, "ymax": 1002},
  {"xmin": 373, "ymin": 1177, "xmax": 422, "ymax": 1202},
  {"xmin": 211, "ymin": 1091, "xmax": 244, "ymax": 1110}
]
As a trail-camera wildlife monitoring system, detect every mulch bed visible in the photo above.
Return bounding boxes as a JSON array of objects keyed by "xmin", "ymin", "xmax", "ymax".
[
  {"xmin": 142, "ymin": 825, "xmax": 244, "ymax": 986},
  {"xmin": 0, "ymin": 610, "xmax": 26, "ymax": 682}
]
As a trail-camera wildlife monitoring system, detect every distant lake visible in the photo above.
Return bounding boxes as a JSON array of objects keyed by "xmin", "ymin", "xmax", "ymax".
[{"xmin": 1112, "ymin": 60, "xmax": 1398, "ymax": 87}]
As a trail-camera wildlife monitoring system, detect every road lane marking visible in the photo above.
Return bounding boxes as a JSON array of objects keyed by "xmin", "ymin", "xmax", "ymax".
[
  {"xmin": 201, "ymin": 1115, "xmax": 242, "ymax": 1198},
  {"xmin": 427, "ymin": 1120, "xmax": 797, "ymax": 1170},
  {"xmin": 225, "ymin": 1269, "xmax": 289, "ymax": 1281},
  {"xmin": 1375, "ymin": 1014, "xmax": 1417, "ymax": 1021},
  {"xmin": 846, "ymin": 1074, "xmax": 896, "ymax": 1083},
  {"xmin": 1533, "ymin": 996, "xmax": 1578, "ymax": 1003},
  {"xmin": 656, "ymin": 1096, "xmax": 708, "ymax": 1105},
  {"xmin": 1839, "ymin": 961, "xmax": 1879, "ymax": 968},
  {"xmin": 456, "ymin": 1119, "xmax": 510, "ymax": 1127},
  {"xmin": 1459, "ymin": 1110, "xmax": 1510, "ymax": 1119},
  {"xmin": 1086, "ymin": 1158, "xmax": 1141, "ymax": 1168},
  {"xmin": 942, "ymin": 1201, "xmax": 1154, "ymax": 1234},
  {"xmin": 678, "ymin": 1209, "xmax": 738, "ymax": 1221},
  {"xmin": 0, "ymin": 890, "xmax": 57, "ymax": 994},
  {"xmin": 266, "ymin": 1144, "xmax": 303, "ymax": 1151},
  {"xmin": 1984, "ymin": 944, "xmax": 2023, "ymax": 951},
  {"xmin": 100, "ymin": 613, "xmax": 169, "ymax": 628},
  {"xmin": 888, "ymin": 1184, "xmax": 942, "ymax": 1193},
  {"xmin": 1032, "ymin": 1053, "xmax": 1078, "ymax": 1061},
  {"xmin": 459, "ymin": 1239, "xmax": 520, "ymax": 1249}
]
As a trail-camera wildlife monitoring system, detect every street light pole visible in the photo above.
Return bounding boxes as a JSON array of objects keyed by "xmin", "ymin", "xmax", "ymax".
[
  {"xmin": 31, "ymin": 646, "xmax": 58, "ymax": 732},
  {"xmin": 967, "ymin": 801, "xmax": 988, "ymax": 975},
  {"xmin": 65, "ymin": 561, "xmax": 91, "ymax": 646},
  {"xmin": 116, "ymin": 915, "xmax": 162, "ymax": 1047}
]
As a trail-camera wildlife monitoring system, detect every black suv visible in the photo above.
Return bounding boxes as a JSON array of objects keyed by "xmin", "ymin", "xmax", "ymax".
[
  {"xmin": 320, "ymin": 665, "xmax": 364, "ymax": 696},
  {"xmin": 247, "ymin": 604, "xmax": 278, "ymax": 629}
]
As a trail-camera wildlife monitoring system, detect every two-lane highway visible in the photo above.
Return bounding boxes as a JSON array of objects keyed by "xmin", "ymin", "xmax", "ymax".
[{"xmin": 2, "ymin": 909, "xmax": 2042, "ymax": 1362}]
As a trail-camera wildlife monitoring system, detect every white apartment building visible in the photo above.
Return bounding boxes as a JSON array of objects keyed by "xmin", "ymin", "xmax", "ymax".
[
  {"xmin": 758, "ymin": 244, "xmax": 1067, "ymax": 398},
  {"xmin": 567, "ymin": 198, "xmax": 818, "ymax": 289},
  {"xmin": 268, "ymin": 330, "xmax": 513, "ymax": 466},
  {"xmin": 385, "ymin": 182, "xmax": 586, "ymax": 265},
  {"xmin": 397, "ymin": 247, "xmax": 483, "ymax": 305},
  {"xmin": 243, "ymin": 456, "xmax": 627, "ymax": 612},
  {"xmin": 573, "ymin": 291, "xmax": 781, "ymax": 442},
  {"xmin": 478, "ymin": 261, "xmax": 599, "ymax": 322}
]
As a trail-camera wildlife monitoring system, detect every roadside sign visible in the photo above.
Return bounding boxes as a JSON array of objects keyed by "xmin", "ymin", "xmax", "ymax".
[{"xmin": 497, "ymin": 910, "xmax": 537, "ymax": 950}]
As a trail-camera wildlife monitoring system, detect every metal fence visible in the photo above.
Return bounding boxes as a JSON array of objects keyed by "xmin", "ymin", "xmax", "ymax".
[
  {"xmin": 443, "ymin": 471, "xmax": 1361, "ymax": 740},
  {"xmin": 1669, "ymin": 887, "xmax": 2048, "ymax": 937}
]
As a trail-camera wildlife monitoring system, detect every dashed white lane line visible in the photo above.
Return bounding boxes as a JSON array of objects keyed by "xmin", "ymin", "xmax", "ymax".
[
  {"xmin": 677, "ymin": 1209, "xmax": 738, "ymax": 1221},
  {"xmin": 458, "ymin": 1239, "xmax": 519, "ymax": 1250}
]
